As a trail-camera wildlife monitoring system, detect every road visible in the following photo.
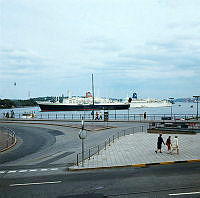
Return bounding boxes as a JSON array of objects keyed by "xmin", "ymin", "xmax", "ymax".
[
  {"xmin": 0, "ymin": 121, "xmax": 145, "ymax": 168},
  {"xmin": 0, "ymin": 163, "xmax": 200, "ymax": 198},
  {"xmin": 0, "ymin": 121, "xmax": 199, "ymax": 198}
]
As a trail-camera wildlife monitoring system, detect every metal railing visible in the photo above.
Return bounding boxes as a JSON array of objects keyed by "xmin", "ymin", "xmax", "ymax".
[
  {"xmin": 0, "ymin": 126, "xmax": 16, "ymax": 151},
  {"xmin": 75, "ymin": 125, "xmax": 144, "ymax": 166},
  {"xmin": 1, "ymin": 112, "xmax": 198, "ymax": 121}
]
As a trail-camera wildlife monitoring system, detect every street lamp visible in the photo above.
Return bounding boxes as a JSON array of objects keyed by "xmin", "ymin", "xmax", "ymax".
[
  {"xmin": 169, "ymin": 97, "xmax": 174, "ymax": 120},
  {"xmin": 193, "ymin": 96, "xmax": 200, "ymax": 120}
]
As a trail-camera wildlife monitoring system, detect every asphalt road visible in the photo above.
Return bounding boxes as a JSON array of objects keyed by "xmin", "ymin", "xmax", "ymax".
[
  {"xmin": 0, "ymin": 162, "xmax": 200, "ymax": 198},
  {"xmin": 0, "ymin": 121, "xmax": 145, "ymax": 169},
  {"xmin": 0, "ymin": 121, "xmax": 199, "ymax": 198}
]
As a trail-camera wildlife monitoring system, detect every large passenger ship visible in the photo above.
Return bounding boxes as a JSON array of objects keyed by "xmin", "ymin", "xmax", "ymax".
[
  {"xmin": 128, "ymin": 93, "xmax": 172, "ymax": 108},
  {"xmin": 37, "ymin": 92, "xmax": 130, "ymax": 111}
]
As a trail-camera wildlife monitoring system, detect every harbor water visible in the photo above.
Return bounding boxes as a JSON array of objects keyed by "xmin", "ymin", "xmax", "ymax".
[{"xmin": 0, "ymin": 102, "xmax": 198, "ymax": 120}]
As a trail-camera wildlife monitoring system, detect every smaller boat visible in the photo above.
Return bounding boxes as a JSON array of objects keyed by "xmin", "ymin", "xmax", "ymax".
[
  {"xmin": 190, "ymin": 105, "xmax": 193, "ymax": 108},
  {"xmin": 21, "ymin": 112, "xmax": 36, "ymax": 119}
]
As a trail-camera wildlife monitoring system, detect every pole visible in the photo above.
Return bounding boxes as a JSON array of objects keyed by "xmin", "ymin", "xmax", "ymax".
[
  {"xmin": 193, "ymin": 96, "xmax": 200, "ymax": 120},
  {"xmin": 82, "ymin": 138, "xmax": 84, "ymax": 167},
  {"xmin": 92, "ymin": 74, "xmax": 95, "ymax": 120},
  {"xmin": 169, "ymin": 98, "xmax": 174, "ymax": 120},
  {"xmin": 197, "ymin": 98, "xmax": 199, "ymax": 120}
]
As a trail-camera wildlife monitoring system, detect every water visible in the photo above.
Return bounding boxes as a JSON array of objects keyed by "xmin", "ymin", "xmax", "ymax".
[{"xmin": 0, "ymin": 102, "xmax": 198, "ymax": 120}]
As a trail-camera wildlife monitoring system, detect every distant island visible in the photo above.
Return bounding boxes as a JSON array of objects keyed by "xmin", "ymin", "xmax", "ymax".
[
  {"xmin": 0, "ymin": 99, "xmax": 37, "ymax": 109},
  {"xmin": 174, "ymin": 98, "xmax": 195, "ymax": 103},
  {"xmin": 0, "ymin": 96, "xmax": 196, "ymax": 109}
]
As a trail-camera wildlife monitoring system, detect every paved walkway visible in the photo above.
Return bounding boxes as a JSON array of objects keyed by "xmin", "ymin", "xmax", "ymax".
[{"xmin": 70, "ymin": 132, "xmax": 200, "ymax": 170}]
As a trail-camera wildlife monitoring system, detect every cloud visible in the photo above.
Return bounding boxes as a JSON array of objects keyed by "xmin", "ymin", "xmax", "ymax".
[
  {"xmin": 84, "ymin": 36, "xmax": 122, "ymax": 53},
  {"xmin": 0, "ymin": 48, "xmax": 47, "ymax": 79}
]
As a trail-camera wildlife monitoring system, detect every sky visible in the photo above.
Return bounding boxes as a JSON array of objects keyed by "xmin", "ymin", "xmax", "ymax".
[{"xmin": 0, "ymin": 0, "xmax": 200, "ymax": 99}]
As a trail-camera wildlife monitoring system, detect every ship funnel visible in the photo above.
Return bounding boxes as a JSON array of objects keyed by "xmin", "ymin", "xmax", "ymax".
[{"xmin": 132, "ymin": 93, "xmax": 137, "ymax": 99}]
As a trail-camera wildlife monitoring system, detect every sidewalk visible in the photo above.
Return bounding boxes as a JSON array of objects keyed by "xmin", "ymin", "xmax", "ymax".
[{"xmin": 70, "ymin": 132, "xmax": 200, "ymax": 170}]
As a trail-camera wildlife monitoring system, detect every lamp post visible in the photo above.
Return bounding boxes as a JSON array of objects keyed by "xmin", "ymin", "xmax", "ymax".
[
  {"xmin": 169, "ymin": 97, "xmax": 174, "ymax": 120},
  {"xmin": 79, "ymin": 117, "xmax": 87, "ymax": 167},
  {"xmin": 193, "ymin": 96, "xmax": 200, "ymax": 120}
]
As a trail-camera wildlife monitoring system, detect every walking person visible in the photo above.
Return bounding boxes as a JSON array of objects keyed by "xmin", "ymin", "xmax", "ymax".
[
  {"xmin": 166, "ymin": 136, "xmax": 172, "ymax": 153},
  {"xmin": 144, "ymin": 112, "xmax": 147, "ymax": 120},
  {"xmin": 155, "ymin": 134, "xmax": 165, "ymax": 153},
  {"xmin": 99, "ymin": 112, "xmax": 102, "ymax": 120},
  {"xmin": 95, "ymin": 112, "xmax": 99, "ymax": 120},
  {"xmin": 171, "ymin": 136, "xmax": 179, "ymax": 154}
]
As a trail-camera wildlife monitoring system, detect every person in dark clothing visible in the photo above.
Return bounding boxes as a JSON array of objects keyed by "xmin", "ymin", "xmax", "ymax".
[
  {"xmin": 144, "ymin": 112, "xmax": 147, "ymax": 120},
  {"xmin": 155, "ymin": 134, "xmax": 165, "ymax": 153}
]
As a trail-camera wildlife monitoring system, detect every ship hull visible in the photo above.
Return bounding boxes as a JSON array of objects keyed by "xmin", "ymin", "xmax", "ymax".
[{"xmin": 38, "ymin": 104, "xmax": 130, "ymax": 111}]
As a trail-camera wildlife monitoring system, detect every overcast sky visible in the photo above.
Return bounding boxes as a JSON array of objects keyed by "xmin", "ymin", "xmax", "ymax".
[{"xmin": 0, "ymin": 0, "xmax": 200, "ymax": 99}]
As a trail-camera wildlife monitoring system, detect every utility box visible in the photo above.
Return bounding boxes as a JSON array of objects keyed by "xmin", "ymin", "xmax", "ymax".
[{"xmin": 104, "ymin": 112, "xmax": 109, "ymax": 121}]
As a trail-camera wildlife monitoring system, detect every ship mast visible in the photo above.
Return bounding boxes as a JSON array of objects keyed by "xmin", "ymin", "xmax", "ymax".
[{"xmin": 92, "ymin": 74, "xmax": 95, "ymax": 120}]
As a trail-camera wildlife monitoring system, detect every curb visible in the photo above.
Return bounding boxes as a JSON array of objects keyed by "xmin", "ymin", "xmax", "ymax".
[
  {"xmin": 68, "ymin": 159, "xmax": 200, "ymax": 171},
  {"xmin": 0, "ymin": 137, "xmax": 17, "ymax": 153}
]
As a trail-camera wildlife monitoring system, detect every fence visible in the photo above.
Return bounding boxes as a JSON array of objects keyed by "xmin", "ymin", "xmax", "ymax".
[
  {"xmin": 1, "ymin": 112, "xmax": 198, "ymax": 121},
  {"xmin": 76, "ymin": 125, "xmax": 144, "ymax": 166},
  {"xmin": 0, "ymin": 126, "xmax": 16, "ymax": 151}
]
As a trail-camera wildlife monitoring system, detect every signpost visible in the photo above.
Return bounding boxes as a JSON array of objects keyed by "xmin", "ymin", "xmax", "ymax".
[
  {"xmin": 193, "ymin": 96, "xmax": 200, "ymax": 120},
  {"xmin": 79, "ymin": 117, "xmax": 87, "ymax": 167}
]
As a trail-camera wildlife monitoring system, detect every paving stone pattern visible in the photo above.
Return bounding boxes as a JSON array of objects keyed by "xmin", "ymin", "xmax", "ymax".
[{"xmin": 72, "ymin": 132, "xmax": 200, "ymax": 169}]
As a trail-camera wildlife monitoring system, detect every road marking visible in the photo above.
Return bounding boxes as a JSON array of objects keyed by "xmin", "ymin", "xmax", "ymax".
[
  {"xmin": 169, "ymin": 192, "xmax": 200, "ymax": 196},
  {"xmin": 41, "ymin": 169, "xmax": 48, "ymax": 171},
  {"xmin": 7, "ymin": 170, "xmax": 17, "ymax": 173},
  {"xmin": 29, "ymin": 169, "xmax": 37, "ymax": 172},
  {"xmin": 10, "ymin": 181, "xmax": 62, "ymax": 187},
  {"xmin": 50, "ymin": 168, "xmax": 58, "ymax": 171},
  {"xmin": 18, "ymin": 170, "xmax": 28, "ymax": 173},
  {"xmin": 0, "ymin": 167, "xmax": 60, "ymax": 174}
]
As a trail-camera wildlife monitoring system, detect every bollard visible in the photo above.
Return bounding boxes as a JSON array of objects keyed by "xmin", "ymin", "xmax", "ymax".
[
  {"xmin": 48, "ymin": 114, "xmax": 49, "ymax": 119},
  {"xmin": 64, "ymin": 114, "xmax": 65, "ymax": 119},
  {"xmin": 113, "ymin": 135, "xmax": 114, "ymax": 143},
  {"xmin": 77, "ymin": 154, "xmax": 79, "ymax": 166},
  {"xmin": 56, "ymin": 114, "xmax": 57, "ymax": 119},
  {"xmin": 89, "ymin": 149, "xmax": 91, "ymax": 160},
  {"xmin": 98, "ymin": 145, "xmax": 100, "ymax": 155}
]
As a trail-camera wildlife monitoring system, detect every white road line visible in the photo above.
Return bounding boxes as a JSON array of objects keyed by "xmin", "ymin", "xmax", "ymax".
[
  {"xmin": 41, "ymin": 169, "xmax": 48, "ymax": 171},
  {"xmin": 50, "ymin": 168, "xmax": 58, "ymax": 171},
  {"xmin": 7, "ymin": 170, "xmax": 17, "ymax": 173},
  {"xmin": 169, "ymin": 192, "xmax": 200, "ymax": 196},
  {"xmin": 29, "ymin": 169, "xmax": 37, "ymax": 172},
  {"xmin": 18, "ymin": 170, "xmax": 28, "ymax": 173},
  {"xmin": 10, "ymin": 181, "xmax": 62, "ymax": 187},
  {"xmin": 0, "ymin": 171, "xmax": 6, "ymax": 174}
]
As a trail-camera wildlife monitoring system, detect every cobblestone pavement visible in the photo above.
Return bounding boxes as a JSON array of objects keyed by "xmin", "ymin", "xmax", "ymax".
[{"xmin": 71, "ymin": 132, "xmax": 200, "ymax": 170}]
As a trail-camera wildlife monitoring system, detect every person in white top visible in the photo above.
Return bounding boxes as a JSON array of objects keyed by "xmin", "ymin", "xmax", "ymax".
[{"xmin": 171, "ymin": 136, "xmax": 179, "ymax": 154}]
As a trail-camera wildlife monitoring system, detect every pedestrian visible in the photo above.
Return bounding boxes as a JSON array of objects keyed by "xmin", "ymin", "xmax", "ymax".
[
  {"xmin": 171, "ymin": 136, "xmax": 179, "ymax": 154},
  {"xmin": 144, "ymin": 112, "xmax": 147, "ymax": 120},
  {"xmin": 166, "ymin": 136, "xmax": 172, "ymax": 152},
  {"xmin": 95, "ymin": 112, "xmax": 99, "ymax": 120},
  {"xmin": 6, "ymin": 112, "xmax": 9, "ymax": 118},
  {"xmin": 99, "ymin": 112, "xmax": 102, "ymax": 120},
  {"xmin": 155, "ymin": 134, "xmax": 165, "ymax": 153}
]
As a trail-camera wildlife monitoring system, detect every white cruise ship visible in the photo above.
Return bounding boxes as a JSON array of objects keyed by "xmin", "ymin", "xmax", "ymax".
[{"xmin": 127, "ymin": 93, "xmax": 172, "ymax": 108}]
